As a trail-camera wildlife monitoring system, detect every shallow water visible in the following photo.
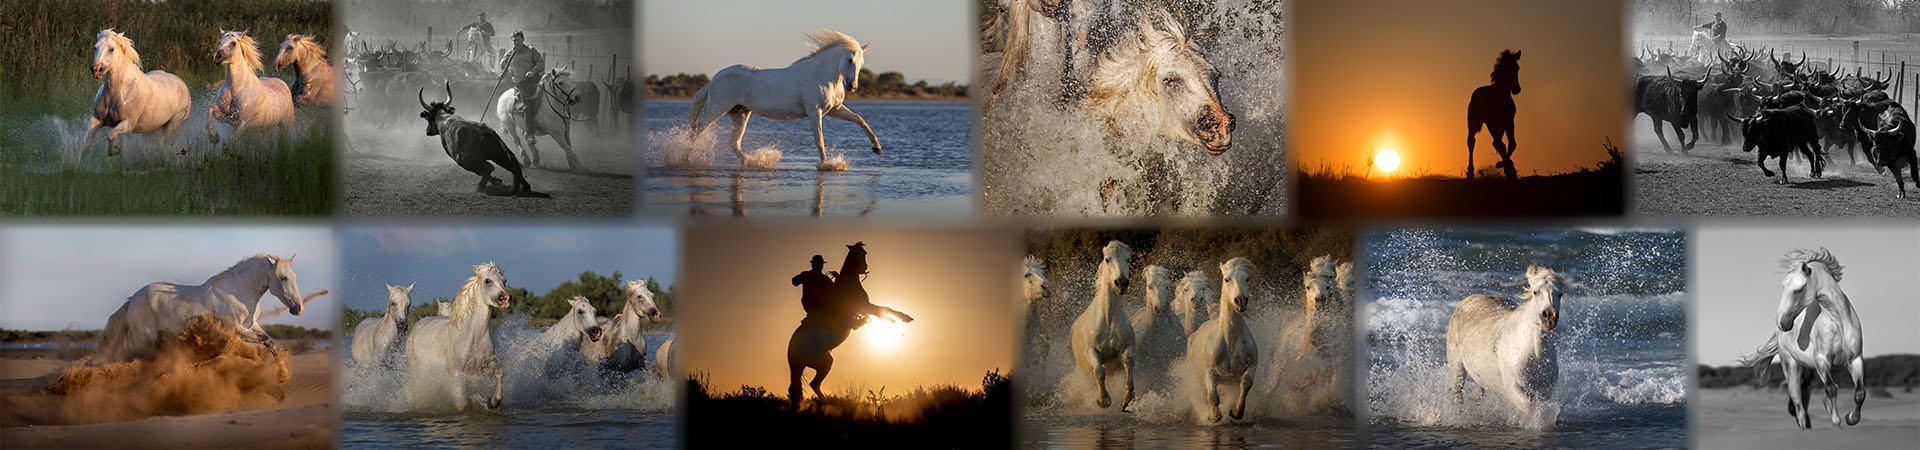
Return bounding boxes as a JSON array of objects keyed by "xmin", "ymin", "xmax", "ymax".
[
  {"xmin": 344, "ymin": 409, "xmax": 676, "ymax": 449},
  {"xmin": 1363, "ymin": 228, "xmax": 1689, "ymax": 449},
  {"xmin": 1022, "ymin": 416, "xmax": 1360, "ymax": 448},
  {"xmin": 641, "ymin": 100, "xmax": 972, "ymax": 216}
]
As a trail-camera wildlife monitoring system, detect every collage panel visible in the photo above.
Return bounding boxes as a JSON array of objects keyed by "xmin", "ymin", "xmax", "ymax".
[
  {"xmin": 677, "ymin": 225, "xmax": 1018, "ymax": 447},
  {"xmin": 1632, "ymin": 2, "xmax": 1920, "ymax": 216},
  {"xmin": 1020, "ymin": 228, "xmax": 1357, "ymax": 446},
  {"xmin": 0, "ymin": 225, "xmax": 338, "ymax": 448},
  {"xmin": 1692, "ymin": 224, "xmax": 1920, "ymax": 446},
  {"xmin": 1362, "ymin": 227, "xmax": 1689, "ymax": 447},
  {"xmin": 641, "ymin": 0, "xmax": 974, "ymax": 217},
  {"xmin": 335, "ymin": 225, "xmax": 677, "ymax": 448},
  {"xmin": 978, "ymin": 0, "xmax": 1289, "ymax": 216},
  {"xmin": 339, "ymin": 0, "xmax": 636, "ymax": 216},
  {"xmin": 1292, "ymin": 0, "xmax": 1628, "ymax": 218},
  {"xmin": 0, "ymin": 0, "xmax": 337, "ymax": 215}
]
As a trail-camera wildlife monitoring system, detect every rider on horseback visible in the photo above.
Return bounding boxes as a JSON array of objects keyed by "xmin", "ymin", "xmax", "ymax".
[
  {"xmin": 1695, "ymin": 12, "xmax": 1730, "ymax": 58},
  {"xmin": 792, "ymin": 255, "xmax": 835, "ymax": 318},
  {"xmin": 498, "ymin": 31, "xmax": 545, "ymax": 140}
]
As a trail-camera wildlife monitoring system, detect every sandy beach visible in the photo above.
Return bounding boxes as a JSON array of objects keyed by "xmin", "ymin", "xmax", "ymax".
[
  {"xmin": 1, "ymin": 348, "xmax": 336, "ymax": 449},
  {"xmin": 1698, "ymin": 387, "xmax": 1920, "ymax": 449}
]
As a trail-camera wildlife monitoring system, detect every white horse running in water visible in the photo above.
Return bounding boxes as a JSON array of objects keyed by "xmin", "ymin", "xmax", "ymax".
[
  {"xmin": 1186, "ymin": 257, "xmax": 1258, "ymax": 423},
  {"xmin": 540, "ymin": 296, "xmax": 605, "ymax": 370},
  {"xmin": 1172, "ymin": 269, "xmax": 1215, "ymax": 336},
  {"xmin": 1295, "ymin": 256, "xmax": 1342, "ymax": 354},
  {"xmin": 98, "ymin": 253, "xmax": 326, "ymax": 363},
  {"xmin": 273, "ymin": 34, "xmax": 337, "ymax": 108},
  {"xmin": 351, "ymin": 283, "xmax": 413, "ymax": 367},
  {"xmin": 583, "ymin": 279, "xmax": 664, "ymax": 373},
  {"xmin": 688, "ymin": 29, "xmax": 883, "ymax": 168},
  {"xmin": 1446, "ymin": 265, "xmax": 1564, "ymax": 419},
  {"xmin": 1021, "ymin": 255, "xmax": 1052, "ymax": 315},
  {"xmin": 405, "ymin": 262, "xmax": 512, "ymax": 411},
  {"xmin": 207, "ymin": 30, "xmax": 295, "ymax": 145},
  {"xmin": 1070, "ymin": 240, "xmax": 1135, "ymax": 411},
  {"xmin": 1129, "ymin": 265, "xmax": 1175, "ymax": 339},
  {"xmin": 1737, "ymin": 248, "xmax": 1867, "ymax": 429},
  {"xmin": 82, "ymin": 29, "xmax": 191, "ymax": 157},
  {"xmin": 653, "ymin": 336, "xmax": 678, "ymax": 379}
]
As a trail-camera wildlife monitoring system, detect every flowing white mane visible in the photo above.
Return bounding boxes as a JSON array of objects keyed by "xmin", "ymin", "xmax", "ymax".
[
  {"xmin": 1780, "ymin": 248, "xmax": 1844, "ymax": 282},
  {"xmin": 802, "ymin": 29, "xmax": 862, "ymax": 60},
  {"xmin": 1223, "ymin": 257, "xmax": 1255, "ymax": 283},
  {"xmin": 453, "ymin": 262, "xmax": 504, "ymax": 328},
  {"xmin": 212, "ymin": 253, "xmax": 277, "ymax": 282},
  {"xmin": 1519, "ymin": 265, "xmax": 1567, "ymax": 299},
  {"xmin": 96, "ymin": 29, "xmax": 143, "ymax": 69},
  {"xmin": 1088, "ymin": 8, "xmax": 1194, "ymax": 103}
]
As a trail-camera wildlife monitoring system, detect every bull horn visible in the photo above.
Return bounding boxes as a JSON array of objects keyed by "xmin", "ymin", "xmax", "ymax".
[
  {"xmin": 1728, "ymin": 113, "xmax": 1749, "ymax": 122},
  {"xmin": 1665, "ymin": 66, "xmax": 1673, "ymax": 78},
  {"xmin": 418, "ymin": 87, "xmax": 430, "ymax": 109},
  {"xmin": 443, "ymin": 81, "xmax": 453, "ymax": 104},
  {"xmin": 1700, "ymin": 66, "xmax": 1712, "ymax": 83}
]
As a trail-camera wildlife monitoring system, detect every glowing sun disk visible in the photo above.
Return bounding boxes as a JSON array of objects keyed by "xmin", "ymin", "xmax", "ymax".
[
  {"xmin": 863, "ymin": 317, "xmax": 907, "ymax": 351},
  {"xmin": 1374, "ymin": 149, "xmax": 1401, "ymax": 173}
]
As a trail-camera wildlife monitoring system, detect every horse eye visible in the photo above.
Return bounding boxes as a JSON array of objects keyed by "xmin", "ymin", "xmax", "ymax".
[
  {"xmin": 486, "ymin": 279, "xmax": 493, "ymax": 285},
  {"xmin": 1163, "ymin": 77, "xmax": 1181, "ymax": 87}
]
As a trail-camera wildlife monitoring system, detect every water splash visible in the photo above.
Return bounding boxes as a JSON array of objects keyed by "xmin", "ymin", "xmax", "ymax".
[
  {"xmin": 649, "ymin": 124, "xmax": 716, "ymax": 168},
  {"xmin": 816, "ymin": 152, "xmax": 848, "ymax": 172},
  {"xmin": 744, "ymin": 146, "xmax": 783, "ymax": 169},
  {"xmin": 342, "ymin": 316, "xmax": 675, "ymax": 414}
]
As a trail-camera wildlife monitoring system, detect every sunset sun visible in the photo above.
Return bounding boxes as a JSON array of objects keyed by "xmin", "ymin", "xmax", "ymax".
[
  {"xmin": 1373, "ymin": 149, "xmax": 1401, "ymax": 173},
  {"xmin": 863, "ymin": 316, "xmax": 907, "ymax": 351}
]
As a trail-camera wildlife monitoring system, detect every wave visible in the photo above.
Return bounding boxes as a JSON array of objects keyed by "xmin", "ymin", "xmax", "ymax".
[{"xmin": 342, "ymin": 316, "xmax": 674, "ymax": 414}]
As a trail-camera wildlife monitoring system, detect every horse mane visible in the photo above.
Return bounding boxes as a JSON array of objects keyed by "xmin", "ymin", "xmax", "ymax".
[
  {"xmin": 1304, "ymin": 255, "xmax": 1338, "ymax": 285},
  {"xmin": 283, "ymin": 34, "xmax": 326, "ymax": 62},
  {"xmin": 1490, "ymin": 49, "xmax": 1521, "ymax": 84},
  {"xmin": 801, "ymin": 29, "xmax": 862, "ymax": 61},
  {"xmin": 209, "ymin": 253, "xmax": 275, "ymax": 284},
  {"xmin": 221, "ymin": 30, "xmax": 265, "ymax": 75},
  {"xmin": 1222, "ymin": 257, "xmax": 1255, "ymax": 282},
  {"xmin": 1779, "ymin": 248, "xmax": 1844, "ymax": 282},
  {"xmin": 1518, "ymin": 265, "xmax": 1566, "ymax": 298},
  {"xmin": 1088, "ymin": 8, "xmax": 1193, "ymax": 104},
  {"xmin": 96, "ymin": 29, "xmax": 143, "ymax": 69},
  {"xmin": 1023, "ymin": 255, "xmax": 1046, "ymax": 274},
  {"xmin": 452, "ymin": 261, "xmax": 504, "ymax": 328}
]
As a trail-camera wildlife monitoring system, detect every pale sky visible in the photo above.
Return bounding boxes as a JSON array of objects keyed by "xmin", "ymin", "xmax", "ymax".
[
  {"xmin": 340, "ymin": 226, "xmax": 678, "ymax": 312},
  {"xmin": 642, "ymin": 0, "xmax": 972, "ymax": 84},
  {"xmin": 0, "ymin": 226, "xmax": 338, "ymax": 331},
  {"xmin": 1694, "ymin": 225, "xmax": 1920, "ymax": 364}
]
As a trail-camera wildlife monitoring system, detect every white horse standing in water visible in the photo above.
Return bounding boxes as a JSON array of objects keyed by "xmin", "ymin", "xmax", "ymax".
[
  {"xmin": 1186, "ymin": 257, "xmax": 1258, "ymax": 423},
  {"xmin": 406, "ymin": 262, "xmax": 512, "ymax": 411},
  {"xmin": 351, "ymin": 283, "xmax": 413, "ymax": 367},
  {"xmin": 1172, "ymin": 269, "xmax": 1215, "ymax": 336},
  {"xmin": 82, "ymin": 29, "xmax": 191, "ymax": 157},
  {"xmin": 207, "ymin": 30, "xmax": 295, "ymax": 145},
  {"xmin": 1070, "ymin": 240, "xmax": 1135, "ymax": 411},
  {"xmin": 98, "ymin": 254, "xmax": 326, "ymax": 363},
  {"xmin": 583, "ymin": 280, "xmax": 663, "ymax": 373},
  {"xmin": 1737, "ymin": 248, "xmax": 1867, "ymax": 429},
  {"xmin": 1446, "ymin": 265, "xmax": 1564, "ymax": 419},
  {"xmin": 688, "ymin": 29, "xmax": 883, "ymax": 168}
]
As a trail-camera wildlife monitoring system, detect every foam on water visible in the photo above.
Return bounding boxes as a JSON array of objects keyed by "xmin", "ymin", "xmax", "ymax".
[
  {"xmin": 342, "ymin": 316, "xmax": 675, "ymax": 414},
  {"xmin": 648, "ymin": 124, "xmax": 717, "ymax": 168},
  {"xmin": 816, "ymin": 152, "xmax": 848, "ymax": 171},
  {"xmin": 980, "ymin": 0, "xmax": 1287, "ymax": 216},
  {"xmin": 744, "ymin": 146, "xmax": 783, "ymax": 169}
]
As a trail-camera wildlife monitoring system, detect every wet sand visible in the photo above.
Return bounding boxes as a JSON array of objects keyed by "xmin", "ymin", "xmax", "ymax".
[
  {"xmin": 1698, "ymin": 387, "xmax": 1920, "ymax": 449},
  {"xmin": 1, "ymin": 349, "xmax": 336, "ymax": 449}
]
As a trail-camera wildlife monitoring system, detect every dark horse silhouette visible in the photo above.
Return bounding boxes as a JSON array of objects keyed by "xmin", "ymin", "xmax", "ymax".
[
  {"xmin": 1467, "ymin": 50, "xmax": 1522, "ymax": 179},
  {"xmin": 786, "ymin": 242, "xmax": 913, "ymax": 409}
]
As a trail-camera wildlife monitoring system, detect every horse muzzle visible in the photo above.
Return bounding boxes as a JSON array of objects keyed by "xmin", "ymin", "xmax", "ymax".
[
  {"xmin": 1541, "ymin": 307, "xmax": 1559, "ymax": 331},
  {"xmin": 586, "ymin": 327, "xmax": 603, "ymax": 342},
  {"xmin": 91, "ymin": 65, "xmax": 105, "ymax": 79},
  {"xmin": 494, "ymin": 292, "xmax": 512, "ymax": 308},
  {"xmin": 1196, "ymin": 106, "xmax": 1236, "ymax": 155}
]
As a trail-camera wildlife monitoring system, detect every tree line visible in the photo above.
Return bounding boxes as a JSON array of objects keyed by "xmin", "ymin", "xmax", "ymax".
[
  {"xmin": 340, "ymin": 270, "xmax": 676, "ymax": 333},
  {"xmin": 646, "ymin": 69, "xmax": 967, "ymax": 99}
]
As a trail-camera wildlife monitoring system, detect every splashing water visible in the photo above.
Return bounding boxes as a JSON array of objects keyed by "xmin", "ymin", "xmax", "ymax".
[
  {"xmin": 816, "ymin": 152, "xmax": 848, "ymax": 172},
  {"xmin": 744, "ymin": 147, "xmax": 783, "ymax": 169},
  {"xmin": 342, "ymin": 316, "xmax": 676, "ymax": 414},
  {"xmin": 650, "ymin": 124, "xmax": 717, "ymax": 168},
  {"xmin": 980, "ymin": 0, "xmax": 1288, "ymax": 216}
]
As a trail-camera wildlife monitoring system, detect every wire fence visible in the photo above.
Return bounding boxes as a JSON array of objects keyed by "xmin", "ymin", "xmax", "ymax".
[
  {"xmin": 354, "ymin": 31, "xmax": 633, "ymax": 85},
  {"xmin": 1638, "ymin": 37, "xmax": 1920, "ymax": 107}
]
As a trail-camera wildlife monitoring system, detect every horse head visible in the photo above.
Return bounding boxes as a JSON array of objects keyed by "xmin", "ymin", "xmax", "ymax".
[
  {"xmin": 1778, "ymin": 248, "xmax": 1849, "ymax": 333},
  {"xmin": 274, "ymin": 34, "xmax": 320, "ymax": 72},
  {"xmin": 1022, "ymin": 255, "xmax": 1051, "ymax": 304},
  {"xmin": 1220, "ymin": 258, "xmax": 1254, "ymax": 314},
  {"xmin": 1099, "ymin": 241, "xmax": 1133, "ymax": 295},
  {"xmin": 1518, "ymin": 265, "xmax": 1565, "ymax": 331},
  {"xmin": 419, "ymin": 82, "xmax": 455, "ymax": 136},
  {"xmin": 386, "ymin": 283, "xmax": 415, "ymax": 334},
  {"xmin": 1141, "ymin": 265, "xmax": 1175, "ymax": 311},
  {"xmin": 1174, "ymin": 270, "xmax": 1215, "ymax": 331},
  {"xmin": 544, "ymin": 69, "xmax": 583, "ymax": 105},
  {"xmin": 214, "ymin": 30, "xmax": 263, "ymax": 74},
  {"xmin": 468, "ymin": 261, "xmax": 512, "ymax": 310},
  {"xmin": 565, "ymin": 296, "xmax": 603, "ymax": 342},
  {"xmin": 91, "ymin": 29, "xmax": 140, "ymax": 79},
  {"xmin": 841, "ymin": 242, "xmax": 869, "ymax": 279},
  {"xmin": 1493, "ymin": 50, "xmax": 1523, "ymax": 95},
  {"xmin": 803, "ymin": 29, "xmax": 867, "ymax": 94},
  {"xmin": 1303, "ymin": 256, "xmax": 1340, "ymax": 315},
  {"xmin": 1088, "ymin": 8, "xmax": 1234, "ymax": 154},
  {"xmin": 262, "ymin": 254, "xmax": 311, "ymax": 317},
  {"xmin": 625, "ymin": 279, "xmax": 663, "ymax": 323}
]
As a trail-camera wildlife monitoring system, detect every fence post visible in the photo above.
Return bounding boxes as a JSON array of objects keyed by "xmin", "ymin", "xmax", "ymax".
[
  {"xmin": 1853, "ymin": 41, "xmax": 1860, "ymax": 64},
  {"xmin": 1900, "ymin": 61, "xmax": 1907, "ymax": 102},
  {"xmin": 610, "ymin": 54, "xmax": 620, "ymax": 84}
]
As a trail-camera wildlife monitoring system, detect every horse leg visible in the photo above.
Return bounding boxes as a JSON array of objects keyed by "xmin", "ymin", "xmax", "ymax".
[
  {"xmin": 1092, "ymin": 356, "xmax": 1111, "ymax": 408},
  {"xmin": 1445, "ymin": 356, "xmax": 1466, "ymax": 402},
  {"xmin": 809, "ymin": 108, "xmax": 828, "ymax": 163},
  {"xmin": 1492, "ymin": 128, "xmax": 1514, "ymax": 179},
  {"xmin": 1785, "ymin": 360, "xmax": 1810, "ymax": 428},
  {"xmin": 106, "ymin": 120, "xmax": 138, "ymax": 157},
  {"xmin": 826, "ymin": 105, "xmax": 881, "ymax": 155},
  {"xmin": 487, "ymin": 361, "xmax": 504, "ymax": 410},
  {"xmin": 1465, "ymin": 120, "xmax": 1480, "ymax": 178},
  {"xmin": 808, "ymin": 357, "xmax": 831, "ymax": 408},
  {"xmin": 551, "ymin": 121, "xmax": 580, "ymax": 171},
  {"xmin": 1502, "ymin": 127, "xmax": 1518, "ymax": 179},
  {"xmin": 450, "ymin": 366, "xmax": 469, "ymax": 412},
  {"xmin": 1816, "ymin": 355, "xmax": 1842, "ymax": 427},
  {"xmin": 1230, "ymin": 368, "xmax": 1252, "ymax": 420},
  {"xmin": 80, "ymin": 116, "xmax": 102, "ymax": 157},
  {"xmin": 787, "ymin": 359, "xmax": 805, "ymax": 409},
  {"xmin": 1205, "ymin": 372, "xmax": 1222, "ymax": 423},
  {"xmin": 1119, "ymin": 348, "xmax": 1134, "ymax": 413},
  {"xmin": 1846, "ymin": 356, "xmax": 1865, "ymax": 425},
  {"xmin": 727, "ymin": 110, "xmax": 751, "ymax": 166}
]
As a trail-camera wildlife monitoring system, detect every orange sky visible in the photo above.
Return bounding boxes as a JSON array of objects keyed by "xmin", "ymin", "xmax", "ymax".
[
  {"xmin": 679, "ymin": 227, "xmax": 1018, "ymax": 393},
  {"xmin": 1292, "ymin": 0, "xmax": 1626, "ymax": 177}
]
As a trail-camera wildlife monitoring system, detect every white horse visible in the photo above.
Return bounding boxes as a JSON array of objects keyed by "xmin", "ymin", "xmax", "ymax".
[
  {"xmin": 583, "ymin": 279, "xmax": 663, "ymax": 373},
  {"xmin": 351, "ymin": 283, "xmax": 413, "ymax": 367},
  {"xmin": 688, "ymin": 29, "xmax": 883, "ymax": 168},
  {"xmin": 1297, "ymin": 256, "xmax": 1342, "ymax": 353},
  {"xmin": 1737, "ymin": 248, "xmax": 1866, "ymax": 429},
  {"xmin": 1172, "ymin": 269, "xmax": 1215, "ymax": 336},
  {"xmin": 1082, "ymin": 8, "xmax": 1235, "ymax": 154},
  {"xmin": 1070, "ymin": 240, "xmax": 1135, "ymax": 411},
  {"xmin": 1129, "ymin": 265, "xmax": 1175, "ymax": 337},
  {"xmin": 1446, "ymin": 265, "xmax": 1564, "ymax": 418},
  {"xmin": 207, "ymin": 30, "xmax": 295, "ymax": 145},
  {"xmin": 435, "ymin": 299, "xmax": 452, "ymax": 316},
  {"xmin": 405, "ymin": 262, "xmax": 512, "ymax": 411},
  {"xmin": 544, "ymin": 296, "xmax": 604, "ymax": 351},
  {"xmin": 97, "ymin": 253, "xmax": 325, "ymax": 363},
  {"xmin": 653, "ymin": 336, "xmax": 678, "ymax": 379},
  {"xmin": 1021, "ymin": 255, "xmax": 1052, "ymax": 313},
  {"xmin": 496, "ymin": 69, "xmax": 585, "ymax": 170},
  {"xmin": 273, "ymin": 34, "xmax": 337, "ymax": 108},
  {"xmin": 82, "ymin": 29, "xmax": 191, "ymax": 157},
  {"xmin": 1186, "ymin": 257, "xmax": 1258, "ymax": 423}
]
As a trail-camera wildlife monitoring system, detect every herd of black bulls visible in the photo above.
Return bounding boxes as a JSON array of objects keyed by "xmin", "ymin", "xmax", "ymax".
[{"xmin": 1635, "ymin": 46, "xmax": 1917, "ymax": 199}]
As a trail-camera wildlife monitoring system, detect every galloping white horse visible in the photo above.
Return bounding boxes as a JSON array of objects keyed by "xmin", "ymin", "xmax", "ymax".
[
  {"xmin": 1186, "ymin": 257, "xmax": 1258, "ymax": 423},
  {"xmin": 1172, "ymin": 270, "xmax": 1215, "ymax": 335},
  {"xmin": 1446, "ymin": 265, "xmax": 1564, "ymax": 418},
  {"xmin": 1297, "ymin": 256, "xmax": 1341, "ymax": 353},
  {"xmin": 544, "ymin": 296, "xmax": 604, "ymax": 352},
  {"xmin": 207, "ymin": 30, "xmax": 295, "ymax": 144},
  {"xmin": 583, "ymin": 279, "xmax": 664, "ymax": 373},
  {"xmin": 1070, "ymin": 240, "xmax": 1135, "ymax": 411},
  {"xmin": 82, "ymin": 29, "xmax": 191, "ymax": 157},
  {"xmin": 496, "ymin": 69, "xmax": 585, "ymax": 170},
  {"xmin": 273, "ymin": 34, "xmax": 337, "ymax": 107},
  {"xmin": 97, "ymin": 253, "xmax": 325, "ymax": 362},
  {"xmin": 1131, "ymin": 265, "xmax": 1184, "ymax": 364},
  {"xmin": 1737, "ymin": 248, "xmax": 1866, "ymax": 429},
  {"xmin": 351, "ymin": 283, "xmax": 414, "ymax": 367},
  {"xmin": 405, "ymin": 262, "xmax": 512, "ymax": 411},
  {"xmin": 688, "ymin": 29, "xmax": 883, "ymax": 168},
  {"xmin": 1082, "ymin": 8, "xmax": 1235, "ymax": 154},
  {"xmin": 1021, "ymin": 255, "xmax": 1052, "ymax": 314}
]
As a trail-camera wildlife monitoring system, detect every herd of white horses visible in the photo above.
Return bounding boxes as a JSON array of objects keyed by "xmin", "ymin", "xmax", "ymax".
[
  {"xmin": 1023, "ymin": 241, "xmax": 1350, "ymax": 423},
  {"xmin": 83, "ymin": 29, "xmax": 335, "ymax": 156},
  {"xmin": 346, "ymin": 264, "xmax": 673, "ymax": 411}
]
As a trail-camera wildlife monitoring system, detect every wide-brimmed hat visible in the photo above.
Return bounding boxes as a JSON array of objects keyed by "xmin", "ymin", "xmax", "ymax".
[{"xmin": 810, "ymin": 255, "xmax": 826, "ymax": 264}]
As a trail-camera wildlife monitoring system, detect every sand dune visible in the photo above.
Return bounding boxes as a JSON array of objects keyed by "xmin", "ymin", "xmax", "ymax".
[
  {"xmin": 1699, "ymin": 387, "xmax": 1920, "ymax": 449},
  {"xmin": 1, "ymin": 348, "xmax": 336, "ymax": 448}
]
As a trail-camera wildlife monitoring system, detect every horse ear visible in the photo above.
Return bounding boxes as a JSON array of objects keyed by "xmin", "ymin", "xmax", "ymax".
[
  {"xmin": 406, "ymin": 283, "xmax": 416, "ymax": 292},
  {"xmin": 861, "ymin": 43, "xmax": 871, "ymax": 52}
]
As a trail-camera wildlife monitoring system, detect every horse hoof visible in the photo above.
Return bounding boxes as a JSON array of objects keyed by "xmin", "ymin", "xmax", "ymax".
[
  {"xmin": 872, "ymin": 146, "xmax": 883, "ymax": 155},
  {"xmin": 487, "ymin": 397, "xmax": 502, "ymax": 410},
  {"xmin": 1095, "ymin": 397, "xmax": 1111, "ymax": 409}
]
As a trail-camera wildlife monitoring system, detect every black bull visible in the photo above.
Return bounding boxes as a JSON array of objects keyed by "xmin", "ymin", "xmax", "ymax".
[
  {"xmin": 1636, "ymin": 70, "xmax": 1710, "ymax": 152},
  {"xmin": 418, "ymin": 84, "xmax": 547, "ymax": 198},
  {"xmin": 1734, "ymin": 106, "xmax": 1823, "ymax": 183},
  {"xmin": 1856, "ymin": 101, "xmax": 1918, "ymax": 198}
]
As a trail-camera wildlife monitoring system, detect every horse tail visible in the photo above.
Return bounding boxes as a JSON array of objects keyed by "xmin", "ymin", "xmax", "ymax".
[
  {"xmin": 687, "ymin": 83, "xmax": 711, "ymax": 131},
  {"xmin": 97, "ymin": 301, "xmax": 134, "ymax": 362},
  {"xmin": 1735, "ymin": 335, "xmax": 1780, "ymax": 385}
]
